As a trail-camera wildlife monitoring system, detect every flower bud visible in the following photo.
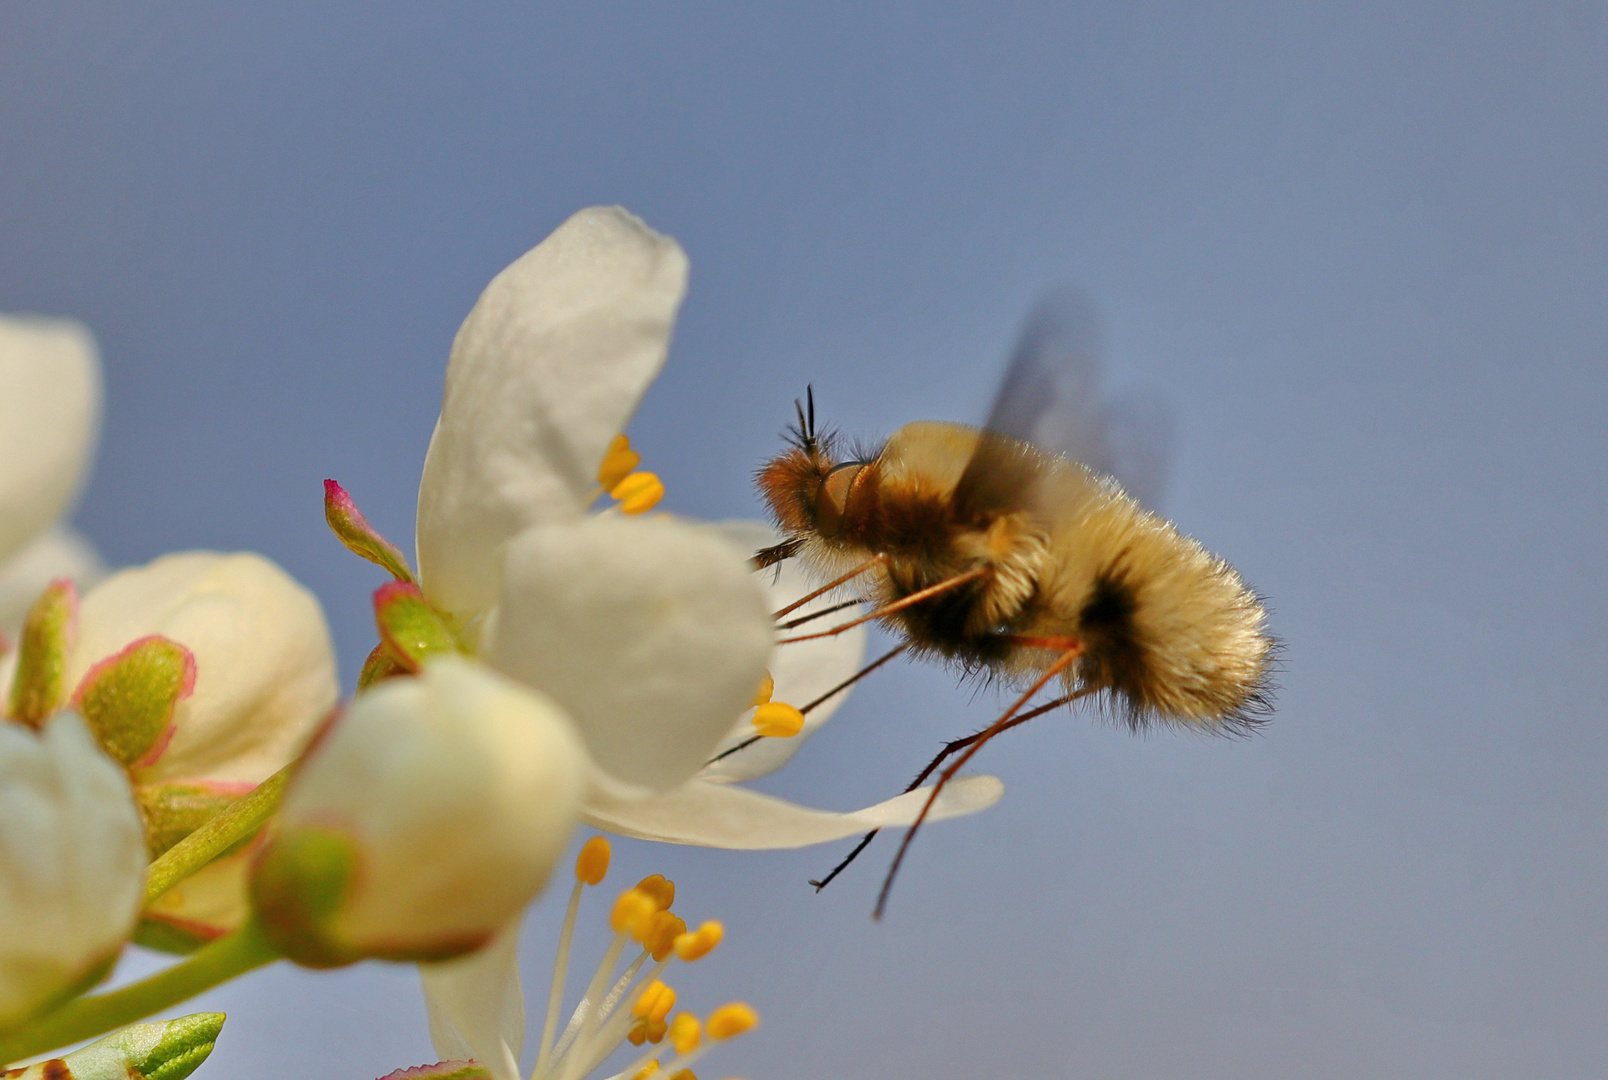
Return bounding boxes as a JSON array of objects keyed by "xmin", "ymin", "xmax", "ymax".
[
  {"xmin": 0, "ymin": 713, "xmax": 144, "ymax": 1032},
  {"xmin": 56, "ymin": 550, "xmax": 339, "ymax": 948},
  {"xmin": 6, "ymin": 1012, "xmax": 224, "ymax": 1080},
  {"xmin": 251, "ymin": 657, "xmax": 585, "ymax": 967}
]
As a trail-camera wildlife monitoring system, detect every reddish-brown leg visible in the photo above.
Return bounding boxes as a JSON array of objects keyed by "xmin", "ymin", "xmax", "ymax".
[
  {"xmin": 872, "ymin": 643, "xmax": 1085, "ymax": 919},
  {"xmin": 705, "ymin": 642, "xmax": 912, "ymax": 768},
  {"xmin": 773, "ymin": 553, "xmax": 889, "ymax": 620},
  {"xmin": 776, "ymin": 567, "xmax": 989, "ymax": 644},
  {"xmin": 808, "ymin": 685, "xmax": 1092, "ymax": 892}
]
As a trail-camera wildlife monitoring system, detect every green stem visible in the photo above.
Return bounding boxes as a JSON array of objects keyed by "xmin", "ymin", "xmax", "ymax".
[
  {"xmin": 0, "ymin": 922, "xmax": 280, "ymax": 1065},
  {"xmin": 145, "ymin": 763, "xmax": 293, "ymax": 906}
]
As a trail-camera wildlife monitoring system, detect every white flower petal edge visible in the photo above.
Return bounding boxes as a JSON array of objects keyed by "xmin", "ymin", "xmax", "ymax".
[
  {"xmin": 488, "ymin": 516, "xmax": 772, "ymax": 793},
  {"xmin": 417, "ymin": 206, "xmax": 689, "ymax": 624},
  {"xmin": 700, "ymin": 520, "xmax": 868, "ymax": 784},
  {"xmin": 581, "ymin": 771, "xmax": 1005, "ymax": 849},
  {"xmin": 421, "ymin": 921, "xmax": 526, "ymax": 1080},
  {"xmin": 62, "ymin": 551, "xmax": 339, "ymax": 787},
  {"xmin": 0, "ymin": 315, "xmax": 102, "ymax": 569},
  {"xmin": 0, "ymin": 526, "xmax": 104, "ymax": 636},
  {"xmin": 0, "ymin": 712, "xmax": 144, "ymax": 1031}
]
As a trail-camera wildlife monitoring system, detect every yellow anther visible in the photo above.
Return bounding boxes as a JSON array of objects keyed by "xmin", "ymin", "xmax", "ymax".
[
  {"xmin": 635, "ymin": 874, "xmax": 676, "ymax": 911},
  {"xmin": 598, "ymin": 434, "xmax": 641, "ymax": 490},
  {"xmin": 612, "ymin": 471, "xmax": 665, "ymax": 515},
  {"xmin": 706, "ymin": 1002, "xmax": 759, "ymax": 1040},
  {"xmin": 630, "ymin": 1058, "xmax": 659, "ymax": 1078},
  {"xmin": 672, "ymin": 920, "xmax": 724, "ymax": 962},
  {"xmin": 752, "ymin": 671, "xmax": 774, "ymax": 706},
  {"xmin": 575, "ymin": 836, "xmax": 611, "ymax": 885},
  {"xmin": 669, "ymin": 1013, "xmax": 701, "ymax": 1055},
  {"xmin": 669, "ymin": 1071, "xmax": 697, "ymax": 1080},
  {"xmin": 752, "ymin": 702, "xmax": 805, "ymax": 738},
  {"xmin": 632, "ymin": 980, "xmax": 677, "ymax": 1023},
  {"xmin": 611, "ymin": 888, "xmax": 657, "ymax": 937},
  {"xmin": 645, "ymin": 910, "xmax": 688, "ymax": 961}
]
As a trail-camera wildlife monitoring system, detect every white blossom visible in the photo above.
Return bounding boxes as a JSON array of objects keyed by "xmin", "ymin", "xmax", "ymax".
[
  {"xmin": 0, "ymin": 713, "xmax": 145, "ymax": 1032},
  {"xmin": 0, "ymin": 315, "xmax": 105, "ymax": 634}
]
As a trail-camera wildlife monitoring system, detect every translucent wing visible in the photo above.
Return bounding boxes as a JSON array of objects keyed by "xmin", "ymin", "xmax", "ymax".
[{"xmin": 956, "ymin": 289, "xmax": 1174, "ymax": 514}]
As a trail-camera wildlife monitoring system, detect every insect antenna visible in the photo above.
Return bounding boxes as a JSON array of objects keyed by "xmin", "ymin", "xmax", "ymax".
[
  {"xmin": 790, "ymin": 384, "xmax": 819, "ymax": 455},
  {"xmin": 809, "ymin": 684, "xmax": 1093, "ymax": 893}
]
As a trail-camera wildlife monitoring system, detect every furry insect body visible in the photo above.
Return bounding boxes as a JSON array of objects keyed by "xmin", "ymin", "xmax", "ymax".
[{"xmin": 759, "ymin": 420, "xmax": 1272, "ymax": 730}]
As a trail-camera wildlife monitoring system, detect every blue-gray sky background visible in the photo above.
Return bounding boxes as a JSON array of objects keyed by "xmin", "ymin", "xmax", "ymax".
[{"xmin": 4, "ymin": 4, "xmax": 1606, "ymax": 1077}]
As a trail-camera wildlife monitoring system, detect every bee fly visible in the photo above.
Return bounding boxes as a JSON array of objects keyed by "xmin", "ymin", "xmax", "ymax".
[{"xmin": 751, "ymin": 292, "xmax": 1275, "ymax": 918}]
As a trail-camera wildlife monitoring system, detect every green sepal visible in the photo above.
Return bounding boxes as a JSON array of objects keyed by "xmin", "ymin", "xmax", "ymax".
[
  {"xmin": 325, "ymin": 479, "xmax": 415, "ymax": 582},
  {"xmin": 378, "ymin": 1064, "xmax": 495, "ymax": 1080},
  {"xmin": 357, "ymin": 642, "xmax": 410, "ymax": 693},
  {"xmin": 249, "ymin": 825, "xmax": 360, "ymax": 969},
  {"xmin": 8, "ymin": 579, "xmax": 76, "ymax": 727},
  {"xmin": 2, "ymin": 1012, "xmax": 224, "ymax": 1080},
  {"xmin": 131, "ymin": 919, "xmax": 216, "ymax": 957},
  {"xmin": 373, "ymin": 583, "xmax": 462, "ymax": 672},
  {"xmin": 74, "ymin": 636, "xmax": 196, "ymax": 768},
  {"xmin": 135, "ymin": 781, "xmax": 254, "ymax": 860}
]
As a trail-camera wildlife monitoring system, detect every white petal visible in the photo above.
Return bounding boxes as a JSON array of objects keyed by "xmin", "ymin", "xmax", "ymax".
[
  {"xmin": 0, "ymin": 315, "xmax": 101, "ymax": 566},
  {"xmin": 420, "ymin": 921, "xmax": 526, "ymax": 1080},
  {"xmin": 700, "ymin": 521, "xmax": 869, "ymax": 783},
  {"xmin": 487, "ymin": 516, "xmax": 772, "ymax": 792},
  {"xmin": 580, "ymin": 771, "xmax": 1005, "ymax": 849},
  {"xmin": 0, "ymin": 712, "xmax": 145, "ymax": 1030},
  {"xmin": 275, "ymin": 658, "xmax": 585, "ymax": 956},
  {"xmin": 64, "ymin": 551, "xmax": 338, "ymax": 787},
  {"xmin": 417, "ymin": 206, "xmax": 689, "ymax": 623},
  {"xmin": 0, "ymin": 525, "xmax": 105, "ymax": 636}
]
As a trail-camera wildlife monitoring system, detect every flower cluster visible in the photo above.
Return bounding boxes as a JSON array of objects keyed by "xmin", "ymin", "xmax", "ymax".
[{"xmin": 0, "ymin": 207, "xmax": 1004, "ymax": 1077}]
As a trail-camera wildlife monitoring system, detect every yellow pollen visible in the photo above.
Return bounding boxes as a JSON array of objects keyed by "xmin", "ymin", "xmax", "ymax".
[
  {"xmin": 706, "ymin": 1003, "xmax": 759, "ymax": 1040},
  {"xmin": 635, "ymin": 874, "xmax": 676, "ymax": 911},
  {"xmin": 612, "ymin": 471, "xmax": 664, "ymax": 514},
  {"xmin": 672, "ymin": 920, "xmax": 723, "ymax": 962},
  {"xmin": 575, "ymin": 836, "xmax": 611, "ymax": 885},
  {"xmin": 629, "ymin": 1018, "xmax": 668, "ymax": 1046},
  {"xmin": 751, "ymin": 702, "xmax": 805, "ymax": 738},
  {"xmin": 645, "ymin": 910, "xmax": 688, "ymax": 961},
  {"xmin": 669, "ymin": 1013, "xmax": 701, "ymax": 1055},
  {"xmin": 630, "ymin": 1059, "xmax": 660, "ymax": 1079},
  {"xmin": 670, "ymin": 1071, "xmax": 697, "ymax": 1080},
  {"xmin": 598, "ymin": 434, "xmax": 641, "ymax": 490},
  {"xmin": 611, "ymin": 888, "xmax": 657, "ymax": 937},
  {"xmin": 632, "ymin": 979, "xmax": 677, "ymax": 1023},
  {"xmin": 752, "ymin": 672, "xmax": 774, "ymax": 706}
]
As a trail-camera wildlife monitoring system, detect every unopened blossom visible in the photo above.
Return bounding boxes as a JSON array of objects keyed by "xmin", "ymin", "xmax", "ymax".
[
  {"xmin": 0, "ymin": 315, "xmax": 104, "ymax": 634},
  {"xmin": 0, "ymin": 713, "xmax": 145, "ymax": 1033},
  {"xmin": 414, "ymin": 837, "xmax": 758, "ymax": 1080},
  {"xmin": 1, "ymin": 1012, "xmax": 223, "ymax": 1080},
  {"xmin": 0, "ymin": 551, "xmax": 339, "ymax": 948},
  {"xmin": 251, "ymin": 658, "xmax": 586, "ymax": 967}
]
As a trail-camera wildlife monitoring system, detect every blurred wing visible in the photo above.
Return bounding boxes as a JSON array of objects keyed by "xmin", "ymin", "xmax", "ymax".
[
  {"xmin": 955, "ymin": 289, "xmax": 1174, "ymax": 515},
  {"xmin": 1095, "ymin": 387, "xmax": 1174, "ymax": 510}
]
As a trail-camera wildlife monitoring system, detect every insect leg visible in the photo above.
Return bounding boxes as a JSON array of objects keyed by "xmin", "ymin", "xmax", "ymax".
[
  {"xmin": 772, "ymin": 553, "xmax": 890, "ymax": 619},
  {"xmin": 776, "ymin": 566, "xmax": 990, "ymax": 644},
  {"xmin": 705, "ymin": 642, "xmax": 911, "ymax": 768},
  {"xmin": 808, "ymin": 687, "xmax": 1091, "ymax": 892},
  {"xmin": 872, "ymin": 643, "xmax": 1085, "ymax": 920}
]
